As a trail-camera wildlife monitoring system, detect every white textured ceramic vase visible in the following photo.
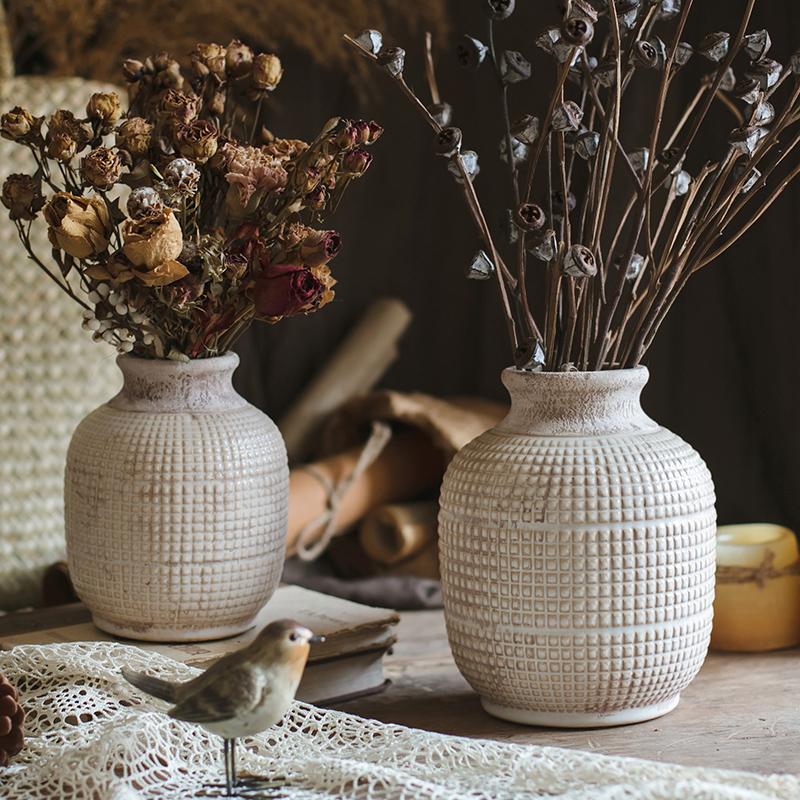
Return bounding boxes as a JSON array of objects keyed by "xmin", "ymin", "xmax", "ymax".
[
  {"xmin": 439, "ymin": 367, "xmax": 716, "ymax": 727},
  {"xmin": 64, "ymin": 352, "xmax": 288, "ymax": 642}
]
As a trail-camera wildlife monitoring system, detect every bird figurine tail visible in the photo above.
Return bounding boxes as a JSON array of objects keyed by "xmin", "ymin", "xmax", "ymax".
[{"xmin": 121, "ymin": 667, "xmax": 179, "ymax": 703}]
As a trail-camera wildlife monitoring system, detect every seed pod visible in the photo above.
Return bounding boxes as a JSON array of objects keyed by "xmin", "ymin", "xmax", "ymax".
[
  {"xmin": 518, "ymin": 340, "xmax": 546, "ymax": 371},
  {"xmin": 633, "ymin": 40, "xmax": 659, "ymax": 69},
  {"xmin": 620, "ymin": 7, "xmax": 641, "ymax": 29},
  {"xmin": 751, "ymin": 100, "xmax": 775, "ymax": 126},
  {"xmin": 551, "ymin": 190, "xmax": 577, "ymax": 215},
  {"xmin": 747, "ymin": 58, "xmax": 782, "ymax": 89},
  {"xmin": 671, "ymin": 170, "xmax": 692, "ymax": 196},
  {"xmin": 466, "ymin": 250, "xmax": 495, "ymax": 280},
  {"xmin": 429, "ymin": 102, "xmax": 453, "ymax": 127},
  {"xmin": 529, "ymin": 228, "xmax": 558, "ymax": 261},
  {"xmin": 595, "ymin": 57, "xmax": 617, "ymax": 87},
  {"xmin": 699, "ymin": 32, "xmax": 730, "ymax": 63},
  {"xmin": 563, "ymin": 244, "xmax": 597, "ymax": 278},
  {"xmin": 377, "ymin": 46, "xmax": 405, "ymax": 77},
  {"xmin": 515, "ymin": 202, "xmax": 545, "ymax": 232},
  {"xmin": 733, "ymin": 163, "xmax": 761, "ymax": 193},
  {"xmin": 791, "ymin": 51, "xmax": 800, "ymax": 75},
  {"xmin": 552, "ymin": 100, "xmax": 583, "ymax": 132},
  {"xmin": 575, "ymin": 129, "xmax": 600, "ymax": 159},
  {"xmin": 649, "ymin": 37, "xmax": 667, "ymax": 69},
  {"xmin": 658, "ymin": 144, "xmax": 682, "ymax": 169},
  {"xmin": 501, "ymin": 50, "xmax": 532, "ymax": 83},
  {"xmin": 716, "ymin": 67, "xmax": 737, "ymax": 92},
  {"xmin": 435, "ymin": 127, "xmax": 462, "ymax": 157},
  {"xmin": 536, "ymin": 27, "xmax": 561, "ymax": 56},
  {"xmin": 624, "ymin": 253, "xmax": 644, "ymax": 280},
  {"xmin": 447, "ymin": 150, "xmax": 480, "ymax": 184},
  {"xmin": 744, "ymin": 29, "xmax": 772, "ymax": 62},
  {"xmin": 486, "ymin": 0, "xmax": 515, "ymax": 20},
  {"xmin": 457, "ymin": 36, "xmax": 488, "ymax": 70},
  {"xmin": 657, "ymin": 0, "xmax": 680, "ymax": 19},
  {"xmin": 499, "ymin": 137, "xmax": 529, "ymax": 165},
  {"xmin": 630, "ymin": 147, "xmax": 650, "ymax": 175},
  {"xmin": 561, "ymin": 0, "xmax": 598, "ymax": 23},
  {"xmin": 674, "ymin": 42, "xmax": 694, "ymax": 67},
  {"xmin": 355, "ymin": 29, "xmax": 383, "ymax": 54},
  {"xmin": 562, "ymin": 16, "xmax": 594, "ymax": 46},
  {"xmin": 511, "ymin": 114, "xmax": 540, "ymax": 144},
  {"xmin": 729, "ymin": 125, "xmax": 761, "ymax": 156},
  {"xmin": 733, "ymin": 77, "xmax": 762, "ymax": 104}
]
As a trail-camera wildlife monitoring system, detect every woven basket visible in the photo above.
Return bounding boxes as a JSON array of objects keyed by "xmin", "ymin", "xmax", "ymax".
[{"xmin": 0, "ymin": 9, "xmax": 121, "ymax": 610}]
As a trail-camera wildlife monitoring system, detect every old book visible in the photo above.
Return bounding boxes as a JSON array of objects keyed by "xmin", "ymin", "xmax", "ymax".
[{"xmin": 0, "ymin": 585, "xmax": 399, "ymax": 705}]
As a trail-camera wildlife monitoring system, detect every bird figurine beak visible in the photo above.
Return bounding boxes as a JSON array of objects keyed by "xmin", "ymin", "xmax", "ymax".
[{"xmin": 309, "ymin": 634, "xmax": 326, "ymax": 644}]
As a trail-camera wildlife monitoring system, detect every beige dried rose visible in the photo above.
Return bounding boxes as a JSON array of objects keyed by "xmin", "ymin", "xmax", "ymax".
[
  {"xmin": 175, "ymin": 119, "xmax": 218, "ymax": 163},
  {"xmin": 116, "ymin": 117, "xmax": 153, "ymax": 157},
  {"xmin": 1, "ymin": 106, "xmax": 42, "ymax": 142},
  {"xmin": 84, "ymin": 253, "xmax": 136, "ymax": 284},
  {"xmin": 1, "ymin": 174, "xmax": 45, "ymax": 221},
  {"xmin": 122, "ymin": 206, "xmax": 185, "ymax": 279},
  {"xmin": 226, "ymin": 39, "xmax": 253, "ymax": 77},
  {"xmin": 43, "ymin": 193, "xmax": 111, "ymax": 258},
  {"xmin": 45, "ymin": 110, "xmax": 92, "ymax": 161},
  {"xmin": 86, "ymin": 92, "xmax": 122, "ymax": 128},
  {"xmin": 158, "ymin": 89, "xmax": 199, "ymax": 128},
  {"xmin": 81, "ymin": 147, "xmax": 123, "ymax": 189},
  {"xmin": 251, "ymin": 53, "xmax": 283, "ymax": 91},
  {"xmin": 191, "ymin": 42, "xmax": 227, "ymax": 77},
  {"xmin": 133, "ymin": 259, "xmax": 190, "ymax": 287}
]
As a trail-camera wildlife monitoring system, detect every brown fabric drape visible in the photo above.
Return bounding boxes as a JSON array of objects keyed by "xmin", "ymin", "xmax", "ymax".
[{"xmin": 230, "ymin": 1, "xmax": 800, "ymax": 532}]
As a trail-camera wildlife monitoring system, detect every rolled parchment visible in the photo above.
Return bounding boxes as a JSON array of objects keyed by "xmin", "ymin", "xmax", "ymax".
[
  {"xmin": 359, "ymin": 501, "xmax": 438, "ymax": 566},
  {"xmin": 285, "ymin": 429, "xmax": 444, "ymax": 557},
  {"xmin": 278, "ymin": 298, "xmax": 412, "ymax": 463}
]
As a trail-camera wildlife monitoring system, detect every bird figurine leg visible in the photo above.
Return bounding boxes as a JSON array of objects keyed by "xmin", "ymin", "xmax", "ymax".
[{"xmin": 224, "ymin": 738, "xmax": 233, "ymax": 796}]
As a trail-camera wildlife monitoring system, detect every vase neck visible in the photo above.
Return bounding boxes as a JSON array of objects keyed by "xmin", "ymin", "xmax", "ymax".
[
  {"xmin": 498, "ymin": 367, "xmax": 657, "ymax": 436},
  {"xmin": 110, "ymin": 353, "xmax": 246, "ymax": 412}
]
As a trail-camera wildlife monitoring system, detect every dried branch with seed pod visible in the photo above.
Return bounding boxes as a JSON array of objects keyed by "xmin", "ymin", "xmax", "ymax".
[{"xmin": 347, "ymin": 0, "xmax": 800, "ymax": 371}]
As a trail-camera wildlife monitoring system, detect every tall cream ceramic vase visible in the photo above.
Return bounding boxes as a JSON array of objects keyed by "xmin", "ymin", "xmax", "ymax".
[
  {"xmin": 64, "ymin": 352, "xmax": 288, "ymax": 642},
  {"xmin": 439, "ymin": 367, "xmax": 716, "ymax": 727}
]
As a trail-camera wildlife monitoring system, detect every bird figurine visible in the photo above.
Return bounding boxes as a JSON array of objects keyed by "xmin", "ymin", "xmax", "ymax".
[{"xmin": 122, "ymin": 619, "xmax": 323, "ymax": 796}]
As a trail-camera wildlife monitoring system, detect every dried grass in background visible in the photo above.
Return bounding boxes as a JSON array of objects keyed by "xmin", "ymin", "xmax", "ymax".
[{"xmin": 4, "ymin": 0, "xmax": 449, "ymax": 88}]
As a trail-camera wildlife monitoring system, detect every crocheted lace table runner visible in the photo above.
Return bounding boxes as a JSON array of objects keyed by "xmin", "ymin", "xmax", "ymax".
[{"xmin": 1, "ymin": 643, "xmax": 797, "ymax": 799}]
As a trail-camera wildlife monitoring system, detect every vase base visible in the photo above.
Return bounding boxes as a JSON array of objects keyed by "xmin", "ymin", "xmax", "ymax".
[
  {"xmin": 480, "ymin": 694, "xmax": 681, "ymax": 728},
  {"xmin": 92, "ymin": 614, "xmax": 255, "ymax": 643}
]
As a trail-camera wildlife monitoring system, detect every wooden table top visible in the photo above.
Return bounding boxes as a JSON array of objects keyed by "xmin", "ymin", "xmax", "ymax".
[
  {"xmin": 341, "ymin": 609, "xmax": 800, "ymax": 777},
  {"xmin": 2, "ymin": 604, "xmax": 798, "ymax": 776}
]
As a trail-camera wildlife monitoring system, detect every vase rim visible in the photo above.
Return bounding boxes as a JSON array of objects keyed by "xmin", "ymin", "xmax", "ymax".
[
  {"xmin": 503, "ymin": 365, "xmax": 648, "ymax": 378},
  {"xmin": 116, "ymin": 351, "xmax": 239, "ymax": 373}
]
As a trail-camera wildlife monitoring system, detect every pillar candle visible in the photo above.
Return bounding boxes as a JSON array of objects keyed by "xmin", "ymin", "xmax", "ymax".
[{"xmin": 712, "ymin": 524, "xmax": 800, "ymax": 652}]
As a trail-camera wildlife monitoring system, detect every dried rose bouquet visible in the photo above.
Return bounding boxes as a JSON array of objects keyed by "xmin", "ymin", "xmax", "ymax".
[{"xmin": 1, "ymin": 43, "xmax": 381, "ymax": 359}]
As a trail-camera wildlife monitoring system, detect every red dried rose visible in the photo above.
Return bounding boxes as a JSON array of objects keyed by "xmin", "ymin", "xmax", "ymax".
[{"xmin": 251, "ymin": 262, "xmax": 323, "ymax": 320}]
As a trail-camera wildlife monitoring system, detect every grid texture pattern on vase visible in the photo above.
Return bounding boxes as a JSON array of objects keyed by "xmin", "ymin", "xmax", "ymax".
[
  {"xmin": 65, "ymin": 404, "xmax": 287, "ymax": 628},
  {"xmin": 439, "ymin": 424, "xmax": 716, "ymax": 715}
]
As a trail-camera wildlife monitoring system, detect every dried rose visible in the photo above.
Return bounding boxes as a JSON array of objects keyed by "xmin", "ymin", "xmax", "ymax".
[
  {"xmin": 158, "ymin": 89, "xmax": 199, "ymax": 127},
  {"xmin": 341, "ymin": 147, "xmax": 372, "ymax": 175},
  {"xmin": 263, "ymin": 138, "xmax": 309, "ymax": 162},
  {"xmin": 127, "ymin": 186, "xmax": 164, "ymax": 218},
  {"xmin": 81, "ymin": 147, "xmax": 123, "ymax": 189},
  {"xmin": 1, "ymin": 106, "xmax": 42, "ymax": 142},
  {"xmin": 191, "ymin": 42, "xmax": 227, "ymax": 77},
  {"xmin": 223, "ymin": 144, "xmax": 288, "ymax": 207},
  {"xmin": 122, "ymin": 206, "xmax": 184, "ymax": 271},
  {"xmin": 299, "ymin": 229, "xmax": 342, "ymax": 267},
  {"xmin": 83, "ymin": 252, "xmax": 136, "ymax": 284},
  {"xmin": 226, "ymin": 39, "xmax": 254, "ymax": 77},
  {"xmin": 251, "ymin": 53, "xmax": 283, "ymax": 92},
  {"xmin": 175, "ymin": 119, "xmax": 218, "ymax": 163},
  {"xmin": 116, "ymin": 117, "xmax": 153, "ymax": 157},
  {"xmin": 1, "ymin": 174, "xmax": 45, "ymax": 221},
  {"xmin": 45, "ymin": 110, "xmax": 92, "ymax": 161},
  {"xmin": 251, "ymin": 261, "xmax": 329, "ymax": 320},
  {"xmin": 43, "ymin": 193, "xmax": 111, "ymax": 258},
  {"xmin": 86, "ymin": 92, "xmax": 122, "ymax": 129},
  {"xmin": 164, "ymin": 157, "xmax": 200, "ymax": 195}
]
